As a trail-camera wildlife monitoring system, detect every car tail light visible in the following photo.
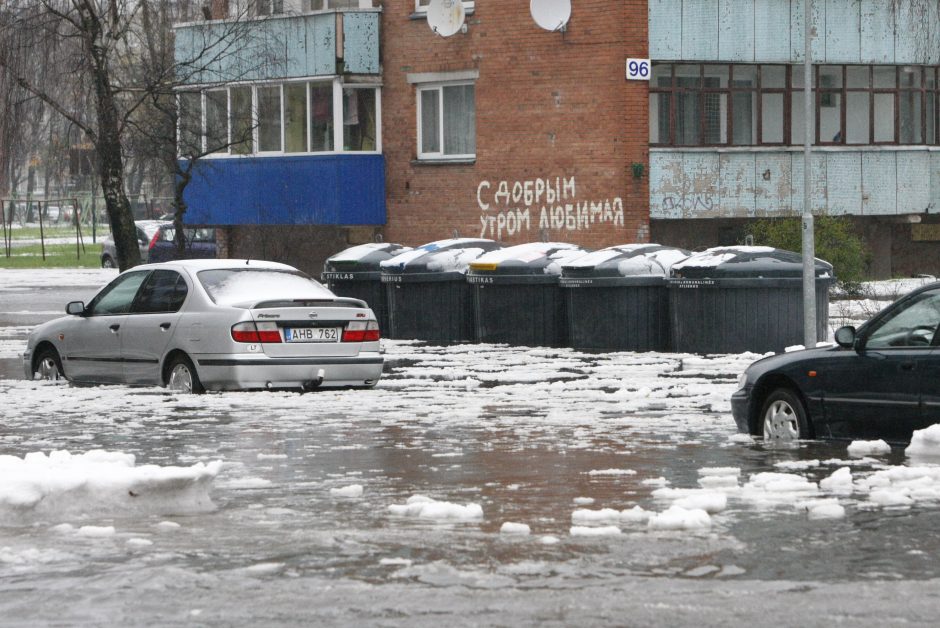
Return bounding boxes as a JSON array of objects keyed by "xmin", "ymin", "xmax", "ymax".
[
  {"xmin": 342, "ymin": 320, "xmax": 380, "ymax": 342},
  {"xmin": 231, "ymin": 322, "xmax": 282, "ymax": 343}
]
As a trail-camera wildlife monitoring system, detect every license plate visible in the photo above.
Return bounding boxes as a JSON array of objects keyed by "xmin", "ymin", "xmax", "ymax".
[{"xmin": 284, "ymin": 327, "xmax": 339, "ymax": 343}]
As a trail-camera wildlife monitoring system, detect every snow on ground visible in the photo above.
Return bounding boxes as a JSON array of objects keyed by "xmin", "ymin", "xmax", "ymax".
[{"xmin": 0, "ymin": 268, "xmax": 117, "ymax": 291}]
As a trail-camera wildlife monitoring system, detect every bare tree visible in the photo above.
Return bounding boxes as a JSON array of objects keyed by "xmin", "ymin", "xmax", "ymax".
[{"xmin": 0, "ymin": 0, "xmax": 277, "ymax": 270}]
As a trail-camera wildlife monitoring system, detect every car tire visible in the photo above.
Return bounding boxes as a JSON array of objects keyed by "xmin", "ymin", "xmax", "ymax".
[
  {"xmin": 101, "ymin": 255, "xmax": 115, "ymax": 269},
  {"xmin": 759, "ymin": 388, "xmax": 809, "ymax": 443},
  {"xmin": 165, "ymin": 354, "xmax": 205, "ymax": 394},
  {"xmin": 33, "ymin": 346, "xmax": 66, "ymax": 381}
]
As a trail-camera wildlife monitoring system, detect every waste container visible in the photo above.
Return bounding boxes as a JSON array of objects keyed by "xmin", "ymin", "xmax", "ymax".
[
  {"xmin": 467, "ymin": 242, "xmax": 589, "ymax": 347},
  {"xmin": 668, "ymin": 246, "xmax": 834, "ymax": 354},
  {"xmin": 559, "ymin": 244, "xmax": 689, "ymax": 351},
  {"xmin": 380, "ymin": 238, "xmax": 502, "ymax": 343},
  {"xmin": 322, "ymin": 242, "xmax": 412, "ymax": 333}
]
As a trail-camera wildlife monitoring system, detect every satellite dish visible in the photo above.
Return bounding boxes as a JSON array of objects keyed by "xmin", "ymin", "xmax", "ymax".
[
  {"xmin": 427, "ymin": 0, "xmax": 466, "ymax": 37},
  {"xmin": 530, "ymin": 0, "xmax": 571, "ymax": 32}
]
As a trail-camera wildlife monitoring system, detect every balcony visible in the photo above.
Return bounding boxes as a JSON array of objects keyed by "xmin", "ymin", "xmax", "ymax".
[{"xmin": 174, "ymin": 5, "xmax": 380, "ymax": 85}]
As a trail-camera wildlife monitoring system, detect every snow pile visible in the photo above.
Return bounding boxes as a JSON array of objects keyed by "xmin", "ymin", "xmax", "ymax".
[
  {"xmin": 848, "ymin": 440, "xmax": 892, "ymax": 456},
  {"xmin": 471, "ymin": 242, "xmax": 586, "ymax": 276},
  {"xmin": 647, "ymin": 506, "xmax": 712, "ymax": 530},
  {"xmin": 571, "ymin": 506, "xmax": 650, "ymax": 525},
  {"xmin": 499, "ymin": 522, "xmax": 531, "ymax": 535},
  {"xmin": 328, "ymin": 243, "xmax": 410, "ymax": 263},
  {"xmin": 0, "ymin": 450, "xmax": 221, "ymax": 524},
  {"xmin": 856, "ymin": 465, "xmax": 940, "ymax": 506},
  {"xmin": 330, "ymin": 484, "xmax": 363, "ymax": 498},
  {"xmin": 905, "ymin": 424, "xmax": 940, "ymax": 458},
  {"xmin": 819, "ymin": 467, "xmax": 854, "ymax": 494},
  {"xmin": 586, "ymin": 468, "xmax": 636, "ymax": 476},
  {"xmin": 426, "ymin": 248, "xmax": 486, "ymax": 273},
  {"xmin": 388, "ymin": 495, "xmax": 483, "ymax": 520},
  {"xmin": 738, "ymin": 472, "xmax": 819, "ymax": 506},
  {"xmin": 207, "ymin": 270, "xmax": 334, "ymax": 307},
  {"xmin": 697, "ymin": 467, "xmax": 740, "ymax": 489}
]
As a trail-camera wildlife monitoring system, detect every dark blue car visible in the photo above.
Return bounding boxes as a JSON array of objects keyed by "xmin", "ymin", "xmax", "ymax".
[
  {"xmin": 732, "ymin": 282, "xmax": 940, "ymax": 444},
  {"xmin": 147, "ymin": 225, "xmax": 217, "ymax": 263}
]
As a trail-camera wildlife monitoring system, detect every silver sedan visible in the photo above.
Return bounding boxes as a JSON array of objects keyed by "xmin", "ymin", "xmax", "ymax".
[{"xmin": 23, "ymin": 259, "xmax": 384, "ymax": 392}]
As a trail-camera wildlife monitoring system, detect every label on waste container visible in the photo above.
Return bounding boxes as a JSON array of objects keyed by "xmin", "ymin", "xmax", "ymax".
[
  {"xmin": 381, "ymin": 275, "xmax": 403, "ymax": 283},
  {"xmin": 466, "ymin": 276, "xmax": 495, "ymax": 284},
  {"xmin": 672, "ymin": 279, "xmax": 717, "ymax": 288},
  {"xmin": 322, "ymin": 272, "xmax": 355, "ymax": 280}
]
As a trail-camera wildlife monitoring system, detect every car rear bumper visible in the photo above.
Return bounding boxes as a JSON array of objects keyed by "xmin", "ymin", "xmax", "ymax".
[
  {"xmin": 193, "ymin": 352, "xmax": 384, "ymax": 390},
  {"xmin": 731, "ymin": 387, "xmax": 751, "ymax": 433}
]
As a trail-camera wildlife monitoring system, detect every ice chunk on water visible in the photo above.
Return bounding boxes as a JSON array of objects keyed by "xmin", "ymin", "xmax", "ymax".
[
  {"xmin": 570, "ymin": 525, "xmax": 621, "ymax": 536},
  {"xmin": 330, "ymin": 484, "xmax": 364, "ymax": 498},
  {"xmin": 499, "ymin": 522, "xmax": 531, "ymax": 535},
  {"xmin": 847, "ymin": 440, "xmax": 891, "ymax": 456},
  {"xmin": 647, "ymin": 506, "xmax": 712, "ymax": 530},
  {"xmin": 820, "ymin": 467, "xmax": 854, "ymax": 493},
  {"xmin": 0, "ymin": 450, "xmax": 221, "ymax": 525},
  {"xmin": 388, "ymin": 495, "xmax": 483, "ymax": 520},
  {"xmin": 906, "ymin": 424, "xmax": 940, "ymax": 458}
]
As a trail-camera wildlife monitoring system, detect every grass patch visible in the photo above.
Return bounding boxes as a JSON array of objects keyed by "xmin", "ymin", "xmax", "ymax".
[
  {"xmin": 3, "ymin": 226, "xmax": 109, "ymax": 240},
  {"xmin": 0, "ymin": 243, "xmax": 103, "ymax": 268}
]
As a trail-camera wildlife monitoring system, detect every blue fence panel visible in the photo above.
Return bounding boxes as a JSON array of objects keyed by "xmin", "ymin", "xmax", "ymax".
[{"xmin": 180, "ymin": 154, "xmax": 386, "ymax": 226}]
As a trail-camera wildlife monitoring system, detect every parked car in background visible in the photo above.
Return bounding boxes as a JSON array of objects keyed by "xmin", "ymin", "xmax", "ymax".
[
  {"xmin": 732, "ymin": 282, "xmax": 940, "ymax": 444},
  {"xmin": 24, "ymin": 259, "xmax": 383, "ymax": 393},
  {"xmin": 100, "ymin": 220, "xmax": 165, "ymax": 268},
  {"xmin": 147, "ymin": 225, "xmax": 217, "ymax": 263}
]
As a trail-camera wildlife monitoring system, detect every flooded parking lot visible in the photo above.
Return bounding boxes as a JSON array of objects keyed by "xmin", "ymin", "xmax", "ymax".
[{"xmin": 2, "ymin": 270, "xmax": 940, "ymax": 626}]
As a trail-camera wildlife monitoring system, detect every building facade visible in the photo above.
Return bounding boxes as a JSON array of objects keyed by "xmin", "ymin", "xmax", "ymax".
[{"xmin": 176, "ymin": 1, "xmax": 940, "ymax": 277}]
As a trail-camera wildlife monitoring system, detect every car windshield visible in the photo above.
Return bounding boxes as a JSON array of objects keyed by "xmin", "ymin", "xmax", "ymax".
[{"xmin": 198, "ymin": 269, "xmax": 333, "ymax": 306}]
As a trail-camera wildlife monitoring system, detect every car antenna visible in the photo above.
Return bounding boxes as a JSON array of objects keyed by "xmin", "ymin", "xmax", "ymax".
[{"xmin": 246, "ymin": 258, "xmax": 250, "ymax": 265}]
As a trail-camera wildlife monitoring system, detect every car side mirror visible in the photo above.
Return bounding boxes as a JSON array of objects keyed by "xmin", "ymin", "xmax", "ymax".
[
  {"xmin": 66, "ymin": 301, "xmax": 86, "ymax": 316},
  {"xmin": 834, "ymin": 325, "xmax": 857, "ymax": 349}
]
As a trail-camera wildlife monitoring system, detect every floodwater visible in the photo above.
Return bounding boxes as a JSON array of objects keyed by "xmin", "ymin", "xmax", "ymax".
[{"xmin": 2, "ymin": 277, "xmax": 940, "ymax": 626}]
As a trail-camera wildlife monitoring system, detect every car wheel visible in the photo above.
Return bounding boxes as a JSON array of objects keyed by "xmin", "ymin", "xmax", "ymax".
[
  {"xmin": 33, "ymin": 346, "xmax": 65, "ymax": 381},
  {"xmin": 101, "ymin": 255, "xmax": 115, "ymax": 269},
  {"xmin": 165, "ymin": 354, "xmax": 204, "ymax": 394},
  {"xmin": 760, "ymin": 388, "xmax": 809, "ymax": 443}
]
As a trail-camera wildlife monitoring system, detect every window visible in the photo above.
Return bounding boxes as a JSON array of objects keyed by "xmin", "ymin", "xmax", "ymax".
[
  {"xmin": 417, "ymin": 82, "xmax": 476, "ymax": 159},
  {"xmin": 257, "ymin": 85, "xmax": 282, "ymax": 152},
  {"xmin": 87, "ymin": 272, "xmax": 150, "ymax": 316},
  {"xmin": 181, "ymin": 81, "xmax": 380, "ymax": 156},
  {"xmin": 178, "ymin": 92, "xmax": 202, "ymax": 155},
  {"xmin": 651, "ymin": 63, "xmax": 940, "ymax": 147},
  {"xmin": 305, "ymin": 0, "xmax": 362, "ymax": 9},
  {"xmin": 415, "ymin": 0, "xmax": 473, "ymax": 12},
  {"xmin": 343, "ymin": 87, "xmax": 378, "ymax": 151},
  {"xmin": 252, "ymin": 0, "xmax": 285, "ymax": 16},
  {"xmin": 133, "ymin": 271, "xmax": 188, "ymax": 314},
  {"xmin": 866, "ymin": 289, "xmax": 940, "ymax": 349}
]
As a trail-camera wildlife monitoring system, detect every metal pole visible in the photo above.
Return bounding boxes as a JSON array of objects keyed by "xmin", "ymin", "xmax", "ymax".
[{"xmin": 802, "ymin": 0, "xmax": 817, "ymax": 348}]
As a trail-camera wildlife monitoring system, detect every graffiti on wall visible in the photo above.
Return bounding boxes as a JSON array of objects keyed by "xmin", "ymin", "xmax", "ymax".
[
  {"xmin": 477, "ymin": 176, "xmax": 625, "ymax": 239},
  {"xmin": 660, "ymin": 194, "xmax": 715, "ymax": 213}
]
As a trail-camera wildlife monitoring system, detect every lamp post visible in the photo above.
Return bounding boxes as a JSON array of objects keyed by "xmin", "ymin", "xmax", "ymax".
[{"xmin": 802, "ymin": 0, "xmax": 817, "ymax": 349}]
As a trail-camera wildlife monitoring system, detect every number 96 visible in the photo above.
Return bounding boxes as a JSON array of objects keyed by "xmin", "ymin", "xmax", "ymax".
[{"xmin": 628, "ymin": 60, "xmax": 650, "ymax": 78}]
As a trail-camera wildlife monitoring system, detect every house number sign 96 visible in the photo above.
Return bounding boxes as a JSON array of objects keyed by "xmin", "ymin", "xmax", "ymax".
[{"xmin": 626, "ymin": 58, "xmax": 650, "ymax": 81}]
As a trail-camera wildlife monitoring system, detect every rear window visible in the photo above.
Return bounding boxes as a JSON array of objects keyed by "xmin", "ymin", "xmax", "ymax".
[
  {"xmin": 198, "ymin": 269, "xmax": 333, "ymax": 306},
  {"xmin": 159, "ymin": 227, "xmax": 215, "ymax": 243}
]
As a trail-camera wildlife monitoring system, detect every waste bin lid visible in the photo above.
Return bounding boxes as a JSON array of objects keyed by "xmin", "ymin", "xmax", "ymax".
[
  {"xmin": 324, "ymin": 242, "xmax": 412, "ymax": 273},
  {"xmin": 671, "ymin": 246, "xmax": 833, "ymax": 279},
  {"xmin": 379, "ymin": 238, "xmax": 502, "ymax": 275},
  {"xmin": 561, "ymin": 244, "xmax": 689, "ymax": 278},
  {"xmin": 468, "ymin": 242, "xmax": 590, "ymax": 276}
]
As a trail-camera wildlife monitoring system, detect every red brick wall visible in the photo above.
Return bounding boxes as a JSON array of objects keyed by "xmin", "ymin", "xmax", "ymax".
[{"xmin": 381, "ymin": 0, "xmax": 650, "ymax": 249}]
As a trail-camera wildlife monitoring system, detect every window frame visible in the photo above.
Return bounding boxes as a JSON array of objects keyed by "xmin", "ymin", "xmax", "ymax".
[
  {"xmin": 414, "ymin": 0, "xmax": 474, "ymax": 14},
  {"xmin": 176, "ymin": 78, "xmax": 381, "ymax": 158},
  {"xmin": 650, "ymin": 62, "xmax": 940, "ymax": 148},
  {"xmin": 415, "ymin": 80, "xmax": 476, "ymax": 161}
]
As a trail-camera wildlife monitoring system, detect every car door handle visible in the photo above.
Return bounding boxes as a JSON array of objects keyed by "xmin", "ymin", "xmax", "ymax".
[
  {"xmin": 159, "ymin": 322, "xmax": 172, "ymax": 331},
  {"xmin": 109, "ymin": 324, "xmax": 120, "ymax": 333},
  {"xmin": 901, "ymin": 362, "xmax": 917, "ymax": 371}
]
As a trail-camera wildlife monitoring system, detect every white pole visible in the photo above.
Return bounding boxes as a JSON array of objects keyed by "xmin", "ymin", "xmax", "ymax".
[{"xmin": 802, "ymin": 0, "xmax": 817, "ymax": 349}]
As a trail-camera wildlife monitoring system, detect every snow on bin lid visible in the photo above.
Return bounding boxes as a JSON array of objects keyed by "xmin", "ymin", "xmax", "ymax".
[
  {"xmin": 562, "ymin": 244, "xmax": 690, "ymax": 278},
  {"xmin": 671, "ymin": 246, "xmax": 833, "ymax": 279},
  {"xmin": 379, "ymin": 238, "xmax": 502, "ymax": 275},
  {"xmin": 326, "ymin": 242, "xmax": 412, "ymax": 265},
  {"xmin": 469, "ymin": 242, "xmax": 589, "ymax": 275}
]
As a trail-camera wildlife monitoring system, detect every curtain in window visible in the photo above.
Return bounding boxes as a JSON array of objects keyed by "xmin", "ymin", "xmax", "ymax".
[
  {"xmin": 421, "ymin": 90, "xmax": 440, "ymax": 153},
  {"xmin": 443, "ymin": 84, "xmax": 475, "ymax": 155}
]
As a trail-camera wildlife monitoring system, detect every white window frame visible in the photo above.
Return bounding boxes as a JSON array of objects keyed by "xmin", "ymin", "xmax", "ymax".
[
  {"xmin": 415, "ymin": 80, "xmax": 476, "ymax": 160},
  {"xmin": 414, "ymin": 0, "xmax": 474, "ymax": 13},
  {"xmin": 181, "ymin": 78, "xmax": 381, "ymax": 158}
]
